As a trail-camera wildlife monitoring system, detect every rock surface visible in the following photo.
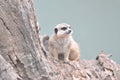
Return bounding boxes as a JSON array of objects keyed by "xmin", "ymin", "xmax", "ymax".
[
  {"xmin": 0, "ymin": 0, "xmax": 120, "ymax": 80},
  {"xmin": 41, "ymin": 37, "xmax": 120, "ymax": 80}
]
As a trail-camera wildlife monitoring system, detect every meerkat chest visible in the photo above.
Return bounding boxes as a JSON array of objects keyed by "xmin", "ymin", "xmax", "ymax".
[{"xmin": 54, "ymin": 38, "xmax": 70, "ymax": 53}]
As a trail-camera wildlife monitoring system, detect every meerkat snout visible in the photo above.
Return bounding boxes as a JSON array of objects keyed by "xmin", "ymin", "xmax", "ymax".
[{"xmin": 67, "ymin": 30, "xmax": 71, "ymax": 34}]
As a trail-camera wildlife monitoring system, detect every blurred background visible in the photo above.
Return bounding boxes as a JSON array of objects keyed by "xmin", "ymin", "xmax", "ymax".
[{"xmin": 34, "ymin": 0, "xmax": 120, "ymax": 64}]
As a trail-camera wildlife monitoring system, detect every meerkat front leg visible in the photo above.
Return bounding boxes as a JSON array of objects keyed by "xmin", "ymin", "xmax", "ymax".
[
  {"xmin": 49, "ymin": 46, "xmax": 59, "ymax": 61},
  {"xmin": 52, "ymin": 50, "xmax": 58, "ymax": 61},
  {"xmin": 64, "ymin": 49, "xmax": 70, "ymax": 62}
]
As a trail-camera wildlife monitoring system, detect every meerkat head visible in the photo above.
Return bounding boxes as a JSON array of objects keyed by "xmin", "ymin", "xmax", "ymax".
[{"xmin": 54, "ymin": 23, "xmax": 73, "ymax": 38}]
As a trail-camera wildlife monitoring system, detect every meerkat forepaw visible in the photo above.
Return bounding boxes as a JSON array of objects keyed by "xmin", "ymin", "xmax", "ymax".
[
  {"xmin": 63, "ymin": 58, "xmax": 69, "ymax": 63},
  {"xmin": 53, "ymin": 59, "xmax": 59, "ymax": 64},
  {"xmin": 63, "ymin": 60, "xmax": 70, "ymax": 64}
]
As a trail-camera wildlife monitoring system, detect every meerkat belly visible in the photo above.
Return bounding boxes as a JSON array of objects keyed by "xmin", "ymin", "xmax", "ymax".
[
  {"xmin": 55, "ymin": 44, "xmax": 68, "ymax": 60},
  {"xmin": 55, "ymin": 44, "xmax": 68, "ymax": 54},
  {"xmin": 55, "ymin": 39, "xmax": 70, "ymax": 54}
]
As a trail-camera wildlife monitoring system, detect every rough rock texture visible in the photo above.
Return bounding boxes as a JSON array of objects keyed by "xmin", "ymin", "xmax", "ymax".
[
  {"xmin": 0, "ymin": 0, "xmax": 120, "ymax": 80},
  {"xmin": 0, "ymin": 0, "xmax": 44, "ymax": 80},
  {"xmin": 41, "ymin": 38, "xmax": 120, "ymax": 80}
]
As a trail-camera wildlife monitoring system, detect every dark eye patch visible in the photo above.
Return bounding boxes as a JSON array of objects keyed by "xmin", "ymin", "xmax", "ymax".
[
  {"xmin": 54, "ymin": 28, "xmax": 58, "ymax": 34},
  {"xmin": 61, "ymin": 27, "xmax": 67, "ymax": 30}
]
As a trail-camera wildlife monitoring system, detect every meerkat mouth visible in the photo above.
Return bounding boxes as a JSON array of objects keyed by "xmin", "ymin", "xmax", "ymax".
[{"xmin": 66, "ymin": 30, "xmax": 71, "ymax": 34}]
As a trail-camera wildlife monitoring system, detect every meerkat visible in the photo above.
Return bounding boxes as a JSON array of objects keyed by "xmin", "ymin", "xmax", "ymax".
[{"xmin": 49, "ymin": 23, "xmax": 80, "ymax": 62}]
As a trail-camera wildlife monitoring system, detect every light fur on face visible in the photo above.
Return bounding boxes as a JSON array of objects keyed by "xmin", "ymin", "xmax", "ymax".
[{"xmin": 54, "ymin": 23, "xmax": 73, "ymax": 38}]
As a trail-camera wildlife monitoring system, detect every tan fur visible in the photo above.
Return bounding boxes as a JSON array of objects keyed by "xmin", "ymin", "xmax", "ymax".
[{"xmin": 49, "ymin": 23, "xmax": 80, "ymax": 62}]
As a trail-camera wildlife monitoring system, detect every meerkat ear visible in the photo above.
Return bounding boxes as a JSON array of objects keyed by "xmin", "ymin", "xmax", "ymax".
[{"xmin": 54, "ymin": 28, "xmax": 58, "ymax": 34}]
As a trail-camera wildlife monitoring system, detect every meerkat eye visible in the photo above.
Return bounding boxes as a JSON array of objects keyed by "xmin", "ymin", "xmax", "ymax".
[
  {"xmin": 61, "ymin": 27, "xmax": 67, "ymax": 30},
  {"xmin": 54, "ymin": 28, "xmax": 58, "ymax": 34}
]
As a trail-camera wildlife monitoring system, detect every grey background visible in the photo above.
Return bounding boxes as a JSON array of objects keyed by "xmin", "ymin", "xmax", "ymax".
[{"xmin": 34, "ymin": 0, "xmax": 120, "ymax": 63}]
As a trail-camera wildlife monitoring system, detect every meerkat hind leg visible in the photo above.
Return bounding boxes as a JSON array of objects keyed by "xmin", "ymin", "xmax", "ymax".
[{"xmin": 69, "ymin": 50, "xmax": 80, "ymax": 61}]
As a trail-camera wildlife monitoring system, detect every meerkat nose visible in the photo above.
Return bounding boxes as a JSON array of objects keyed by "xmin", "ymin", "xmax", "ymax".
[{"xmin": 68, "ymin": 30, "xmax": 71, "ymax": 33}]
